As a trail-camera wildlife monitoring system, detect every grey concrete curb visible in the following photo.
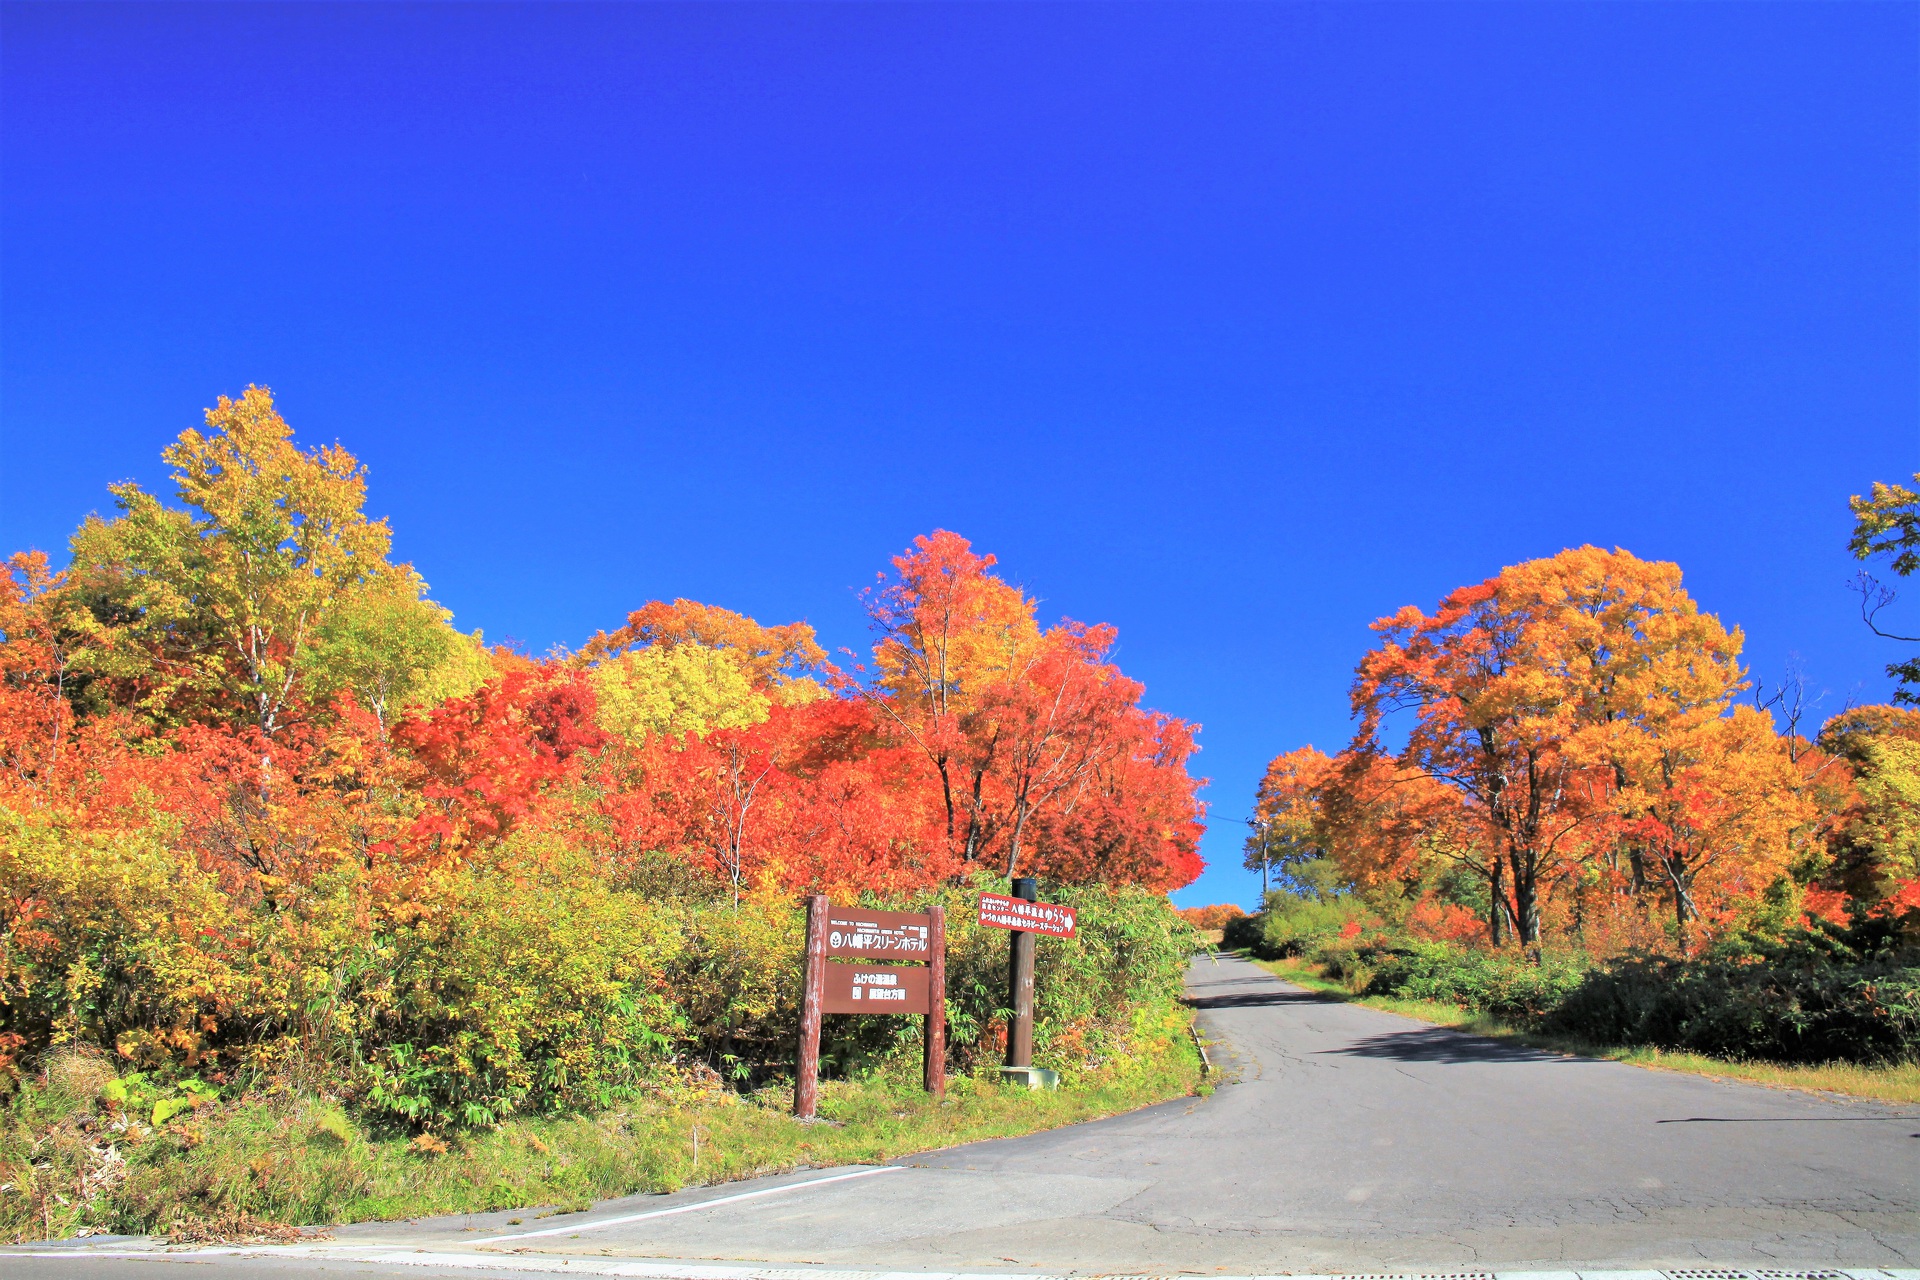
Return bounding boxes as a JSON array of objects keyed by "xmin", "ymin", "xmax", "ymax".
[{"xmin": 2, "ymin": 1252, "xmax": 1915, "ymax": 1280}]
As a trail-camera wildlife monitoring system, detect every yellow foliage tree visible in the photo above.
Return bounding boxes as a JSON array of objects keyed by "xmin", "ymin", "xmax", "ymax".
[
  {"xmin": 66, "ymin": 386, "xmax": 468, "ymax": 735},
  {"xmin": 589, "ymin": 643, "xmax": 771, "ymax": 743}
]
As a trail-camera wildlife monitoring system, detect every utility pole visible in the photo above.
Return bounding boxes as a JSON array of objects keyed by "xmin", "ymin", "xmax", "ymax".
[{"xmin": 1247, "ymin": 816, "xmax": 1272, "ymax": 901}]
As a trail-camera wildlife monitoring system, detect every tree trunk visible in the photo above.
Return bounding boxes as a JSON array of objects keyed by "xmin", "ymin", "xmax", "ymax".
[
  {"xmin": 1510, "ymin": 846, "xmax": 1541, "ymax": 949},
  {"xmin": 1488, "ymin": 855, "xmax": 1506, "ymax": 946}
]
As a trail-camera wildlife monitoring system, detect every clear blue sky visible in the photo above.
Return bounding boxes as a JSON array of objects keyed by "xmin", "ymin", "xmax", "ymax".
[{"xmin": 3, "ymin": 3, "xmax": 1915, "ymax": 909}]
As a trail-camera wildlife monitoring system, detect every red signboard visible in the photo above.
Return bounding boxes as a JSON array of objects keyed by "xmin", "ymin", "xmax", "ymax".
[
  {"xmin": 822, "ymin": 963, "xmax": 932, "ymax": 1014},
  {"xmin": 825, "ymin": 907, "xmax": 933, "ymax": 958},
  {"xmin": 978, "ymin": 893, "xmax": 1077, "ymax": 938}
]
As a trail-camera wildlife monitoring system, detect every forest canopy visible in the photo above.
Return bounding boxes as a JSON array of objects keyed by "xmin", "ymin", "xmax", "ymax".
[{"xmin": 0, "ymin": 388, "xmax": 1204, "ymax": 1120}]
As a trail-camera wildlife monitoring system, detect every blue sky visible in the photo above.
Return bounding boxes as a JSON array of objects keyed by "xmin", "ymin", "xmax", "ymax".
[{"xmin": 3, "ymin": 2, "xmax": 1915, "ymax": 908}]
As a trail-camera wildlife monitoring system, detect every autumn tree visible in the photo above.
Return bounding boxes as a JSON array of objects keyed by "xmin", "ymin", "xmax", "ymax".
[
  {"xmin": 1849, "ymin": 474, "xmax": 1920, "ymax": 703},
  {"xmin": 974, "ymin": 623, "xmax": 1152, "ymax": 878},
  {"xmin": 1177, "ymin": 903, "xmax": 1247, "ymax": 930},
  {"xmin": 1246, "ymin": 746, "xmax": 1333, "ymax": 898},
  {"xmin": 579, "ymin": 599, "xmax": 825, "ymax": 692},
  {"xmin": 1312, "ymin": 748, "xmax": 1484, "ymax": 930},
  {"xmin": 396, "ymin": 663, "xmax": 605, "ymax": 860},
  {"xmin": 581, "ymin": 599, "xmax": 830, "ymax": 748},
  {"xmin": 1354, "ymin": 563, "xmax": 1595, "ymax": 949},
  {"xmin": 1351, "ymin": 547, "xmax": 1767, "ymax": 949},
  {"xmin": 576, "ymin": 600, "xmax": 837, "ymax": 901},
  {"xmin": 857, "ymin": 531, "xmax": 1201, "ymax": 887},
  {"xmin": 1609, "ymin": 707, "xmax": 1806, "ymax": 938},
  {"xmin": 1818, "ymin": 705, "xmax": 1920, "ymax": 906},
  {"xmin": 1026, "ymin": 705, "xmax": 1203, "ymax": 889},
  {"xmin": 311, "ymin": 566, "xmax": 490, "ymax": 732},
  {"xmin": 65, "ymin": 387, "xmax": 471, "ymax": 739},
  {"xmin": 0, "ymin": 553, "xmax": 80, "ymax": 796},
  {"xmin": 591, "ymin": 643, "xmax": 770, "ymax": 744},
  {"xmin": 859, "ymin": 530, "xmax": 1040, "ymax": 863}
]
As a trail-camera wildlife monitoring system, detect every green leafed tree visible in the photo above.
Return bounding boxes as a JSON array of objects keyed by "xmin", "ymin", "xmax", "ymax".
[
  {"xmin": 311, "ymin": 565, "xmax": 492, "ymax": 731},
  {"xmin": 1850, "ymin": 474, "xmax": 1920, "ymax": 704},
  {"xmin": 66, "ymin": 386, "xmax": 479, "ymax": 735}
]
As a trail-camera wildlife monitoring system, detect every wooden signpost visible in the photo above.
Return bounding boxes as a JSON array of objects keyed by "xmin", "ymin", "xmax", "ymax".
[
  {"xmin": 794, "ymin": 897, "xmax": 945, "ymax": 1118},
  {"xmin": 977, "ymin": 878, "xmax": 1077, "ymax": 1084},
  {"xmin": 977, "ymin": 891, "xmax": 1078, "ymax": 938}
]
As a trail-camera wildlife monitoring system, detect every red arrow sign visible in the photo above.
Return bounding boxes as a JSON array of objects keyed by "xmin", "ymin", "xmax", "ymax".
[{"xmin": 977, "ymin": 893, "xmax": 1077, "ymax": 938}]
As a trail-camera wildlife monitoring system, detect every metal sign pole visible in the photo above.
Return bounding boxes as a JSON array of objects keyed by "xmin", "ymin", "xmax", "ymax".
[
  {"xmin": 1005, "ymin": 876, "xmax": 1037, "ymax": 1069},
  {"xmin": 794, "ymin": 893, "xmax": 828, "ymax": 1118},
  {"xmin": 924, "ymin": 904, "xmax": 946, "ymax": 1098}
]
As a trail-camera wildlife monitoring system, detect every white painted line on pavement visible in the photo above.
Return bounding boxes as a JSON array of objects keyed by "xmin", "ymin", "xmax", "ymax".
[
  {"xmin": 480, "ymin": 1165, "xmax": 908, "ymax": 1244},
  {"xmin": 366, "ymin": 1257, "xmax": 1057, "ymax": 1279}
]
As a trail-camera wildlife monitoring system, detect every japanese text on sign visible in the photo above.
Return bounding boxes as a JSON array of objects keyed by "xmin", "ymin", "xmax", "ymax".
[
  {"xmin": 822, "ymin": 963, "xmax": 932, "ymax": 1014},
  {"xmin": 826, "ymin": 907, "xmax": 931, "ymax": 958},
  {"xmin": 977, "ymin": 893, "xmax": 1077, "ymax": 939}
]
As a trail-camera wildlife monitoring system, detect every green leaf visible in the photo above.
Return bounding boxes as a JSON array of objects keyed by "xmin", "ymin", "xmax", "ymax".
[{"xmin": 152, "ymin": 1097, "xmax": 193, "ymax": 1126}]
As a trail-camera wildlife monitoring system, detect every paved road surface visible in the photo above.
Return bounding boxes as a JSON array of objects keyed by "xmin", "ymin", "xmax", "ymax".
[{"xmin": 7, "ymin": 953, "xmax": 1916, "ymax": 1276}]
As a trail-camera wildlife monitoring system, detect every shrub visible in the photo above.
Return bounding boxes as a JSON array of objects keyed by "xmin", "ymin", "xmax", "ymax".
[
  {"xmin": 1255, "ymin": 894, "xmax": 1373, "ymax": 958},
  {"xmin": 672, "ymin": 895, "xmax": 805, "ymax": 1085},
  {"xmin": 821, "ymin": 877, "xmax": 1198, "ymax": 1081},
  {"xmin": 1543, "ymin": 928, "xmax": 1920, "ymax": 1064},
  {"xmin": 1319, "ymin": 922, "xmax": 1920, "ymax": 1067},
  {"xmin": 353, "ymin": 841, "xmax": 686, "ymax": 1130},
  {"xmin": 1360, "ymin": 943, "xmax": 1589, "ymax": 1022},
  {"xmin": 2, "ymin": 805, "xmax": 1197, "ymax": 1132},
  {"xmin": 1221, "ymin": 911, "xmax": 1265, "ymax": 952},
  {"xmin": 0, "ymin": 812, "xmax": 256, "ymax": 1073}
]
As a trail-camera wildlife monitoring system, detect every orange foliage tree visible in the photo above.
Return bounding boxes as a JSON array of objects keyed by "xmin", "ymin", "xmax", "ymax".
[
  {"xmin": 1331, "ymin": 546, "xmax": 1806, "ymax": 951},
  {"xmin": 1245, "ymin": 746, "xmax": 1334, "ymax": 897},
  {"xmin": 855, "ymin": 531, "xmax": 1203, "ymax": 888}
]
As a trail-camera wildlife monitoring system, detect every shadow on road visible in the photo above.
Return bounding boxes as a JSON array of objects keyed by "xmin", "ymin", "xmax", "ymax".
[
  {"xmin": 1657, "ymin": 1115, "xmax": 1920, "ymax": 1123},
  {"xmin": 1187, "ymin": 990, "xmax": 1339, "ymax": 1010},
  {"xmin": 1322, "ymin": 1025, "xmax": 1567, "ymax": 1064}
]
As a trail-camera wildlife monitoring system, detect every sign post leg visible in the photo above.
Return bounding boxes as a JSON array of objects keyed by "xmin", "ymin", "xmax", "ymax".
[
  {"xmin": 924, "ymin": 905, "xmax": 946, "ymax": 1098},
  {"xmin": 794, "ymin": 894, "xmax": 828, "ymax": 1118},
  {"xmin": 1005, "ymin": 876, "xmax": 1037, "ymax": 1069}
]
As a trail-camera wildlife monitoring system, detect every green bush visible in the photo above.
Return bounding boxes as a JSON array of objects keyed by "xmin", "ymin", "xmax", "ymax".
[
  {"xmin": 672, "ymin": 897, "xmax": 805, "ymax": 1085},
  {"xmin": 1542, "ymin": 925, "xmax": 1920, "ymax": 1064},
  {"xmin": 1360, "ymin": 943, "xmax": 1589, "ymax": 1022},
  {"xmin": 352, "ymin": 843, "xmax": 686, "ymax": 1130},
  {"xmin": 1253, "ymin": 894, "xmax": 1371, "ymax": 958},
  {"xmin": 3, "ymin": 802, "xmax": 1197, "ymax": 1134},
  {"xmin": 1220, "ymin": 911, "xmax": 1264, "ymax": 952},
  {"xmin": 1326, "ymin": 923, "xmax": 1920, "ymax": 1067}
]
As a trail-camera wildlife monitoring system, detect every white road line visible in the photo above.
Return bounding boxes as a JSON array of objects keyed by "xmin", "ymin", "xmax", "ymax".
[
  {"xmin": 372, "ymin": 1258, "xmax": 1063, "ymax": 1279},
  {"xmin": 480, "ymin": 1165, "xmax": 908, "ymax": 1244}
]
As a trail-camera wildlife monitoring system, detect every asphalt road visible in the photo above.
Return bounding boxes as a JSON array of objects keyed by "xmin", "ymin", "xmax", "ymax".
[{"xmin": 7, "ymin": 953, "xmax": 1917, "ymax": 1277}]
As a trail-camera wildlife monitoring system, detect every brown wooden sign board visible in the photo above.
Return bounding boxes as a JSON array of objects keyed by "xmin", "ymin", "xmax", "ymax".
[
  {"xmin": 822, "ymin": 963, "xmax": 931, "ymax": 1014},
  {"xmin": 978, "ymin": 892, "xmax": 1077, "ymax": 938},
  {"xmin": 825, "ymin": 907, "xmax": 933, "ymax": 958},
  {"xmin": 794, "ymin": 896, "xmax": 946, "ymax": 1118}
]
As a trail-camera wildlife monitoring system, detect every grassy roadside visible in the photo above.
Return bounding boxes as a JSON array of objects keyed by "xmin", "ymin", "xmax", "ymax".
[
  {"xmin": 2, "ymin": 1005, "xmax": 1202, "ymax": 1244},
  {"xmin": 1250, "ymin": 954, "xmax": 1920, "ymax": 1106}
]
